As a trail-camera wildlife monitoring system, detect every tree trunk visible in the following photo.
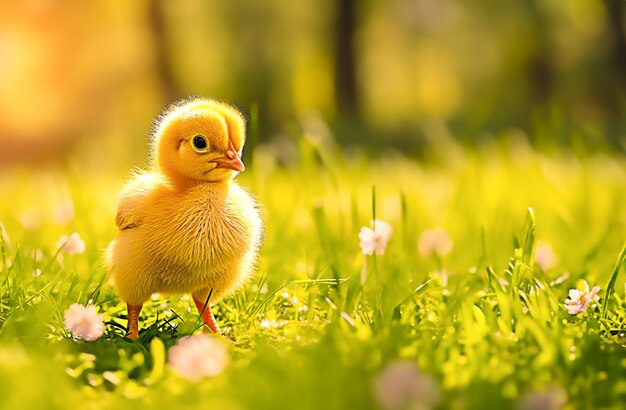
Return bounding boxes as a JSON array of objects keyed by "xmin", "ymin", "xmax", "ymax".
[{"xmin": 335, "ymin": 0, "xmax": 359, "ymax": 119}]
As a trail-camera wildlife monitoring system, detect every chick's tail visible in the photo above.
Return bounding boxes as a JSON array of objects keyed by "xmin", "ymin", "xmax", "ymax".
[{"xmin": 104, "ymin": 240, "xmax": 117, "ymax": 275}]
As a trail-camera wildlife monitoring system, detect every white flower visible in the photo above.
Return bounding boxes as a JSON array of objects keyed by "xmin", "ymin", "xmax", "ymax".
[
  {"xmin": 359, "ymin": 219, "xmax": 393, "ymax": 255},
  {"xmin": 168, "ymin": 334, "xmax": 229, "ymax": 381},
  {"xmin": 252, "ymin": 283, "xmax": 269, "ymax": 294},
  {"xmin": 418, "ymin": 227, "xmax": 453, "ymax": 257},
  {"xmin": 53, "ymin": 201, "xmax": 75, "ymax": 224},
  {"xmin": 18, "ymin": 209, "xmax": 43, "ymax": 230},
  {"xmin": 55, "ymin": 233, "xmax": 85, "ymax": 255},
  {"xmin": 535, "ymin": 241, "xmax": 558, "ymax": 271},
  {"xmin": 33, "ymin": 249, "xmax": 44, "ymax": 261},
  {"xmin": 564, "ymin": 281, "xmax": 600, "ymax": 315},
  {"xmin": 64, "ymin": 304, "xmax": 105, "ymax": 341},
  {"xmin": 435, "ymin": 270, "xmax": 448, "ymax": 287},
  {"xmin": 518, "ymin": 385, "xmax": 567, "ymax": 410},
  {"xmin": 373, "ymin": 360, "xmax": 441, "ymax": 410}
]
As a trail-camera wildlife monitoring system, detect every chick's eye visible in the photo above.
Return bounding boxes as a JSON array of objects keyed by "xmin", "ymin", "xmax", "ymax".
[{"xmin": 191, "ymin": 135, "xmax": 209, "ymax": 152}]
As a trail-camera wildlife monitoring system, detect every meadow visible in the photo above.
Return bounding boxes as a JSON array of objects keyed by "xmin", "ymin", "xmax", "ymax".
[{"xmin": 0, "ymin": 131, "xmax": 625, "ymax": 410}]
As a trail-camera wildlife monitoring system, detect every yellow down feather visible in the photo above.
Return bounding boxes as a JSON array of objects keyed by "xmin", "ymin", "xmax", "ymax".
[{"xmin": 106, "ymin": 97, "xmax": 262, "ymax": 337}]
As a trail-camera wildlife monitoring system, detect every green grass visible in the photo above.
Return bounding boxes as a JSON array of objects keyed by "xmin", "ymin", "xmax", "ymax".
[{"xmin": 0, "ymin": 135, "xmax": 625, "ymax": 409}]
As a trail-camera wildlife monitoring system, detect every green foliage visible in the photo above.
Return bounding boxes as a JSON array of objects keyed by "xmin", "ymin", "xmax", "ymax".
[{"xmin": 0, "ymin": 139, "xmax": 625, "ymax": 409}]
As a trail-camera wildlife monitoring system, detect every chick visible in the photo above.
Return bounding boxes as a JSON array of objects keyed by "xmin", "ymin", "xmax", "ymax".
[{"xmin": 106, "ymin": 97, "xmax": 262, "ymax": 339}]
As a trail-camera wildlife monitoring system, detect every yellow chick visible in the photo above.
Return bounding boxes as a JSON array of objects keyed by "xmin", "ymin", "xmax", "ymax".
[{"xmin": 106, "ymin": 97, "xmax": 262, "ymax": 339}]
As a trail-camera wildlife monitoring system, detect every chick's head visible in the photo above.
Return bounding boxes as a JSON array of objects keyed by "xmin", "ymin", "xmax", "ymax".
[{"xmin": 151, "ymin": 98, "xmax": 247, "ymax": 184}]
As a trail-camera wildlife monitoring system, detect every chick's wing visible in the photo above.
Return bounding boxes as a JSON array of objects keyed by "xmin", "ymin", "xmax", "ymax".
[{"xmin": 115, "ymin": 172, "xmax": 166, "ymax": 231}]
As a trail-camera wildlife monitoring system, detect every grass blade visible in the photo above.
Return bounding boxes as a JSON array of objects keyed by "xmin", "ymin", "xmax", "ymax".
[{"xmin": 602, "ymin": 241, "xmax": 626, "ymax": 319}]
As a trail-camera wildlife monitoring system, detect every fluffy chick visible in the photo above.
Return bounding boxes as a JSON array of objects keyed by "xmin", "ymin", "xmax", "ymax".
[{"xmin": 106, "ymin": 97, "xmax": 262, "ymax": 339}]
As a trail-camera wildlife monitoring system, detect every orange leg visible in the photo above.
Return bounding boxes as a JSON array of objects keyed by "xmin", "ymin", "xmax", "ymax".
[
  {"xmin": 126, "ymin": 303, "xmax": 143, "ymax": 339},
  {"xmin": 192, "ymin": 292, "xmax": 221, "ymax": 334}
]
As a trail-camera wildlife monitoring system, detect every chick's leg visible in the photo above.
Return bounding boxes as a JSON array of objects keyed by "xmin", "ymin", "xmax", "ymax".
[
  {"xmin": 192, "ymin": 290, "xmax": 221, "ymax": 334},
  {"xmin": 126, "ymin": 303, "xmax": 143, "ymax": 339}
]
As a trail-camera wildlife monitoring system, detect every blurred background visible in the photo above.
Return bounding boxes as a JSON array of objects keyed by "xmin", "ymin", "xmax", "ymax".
[{"xmin": 0, "ymin": 0, "xmax": 624, "ymax": 167}]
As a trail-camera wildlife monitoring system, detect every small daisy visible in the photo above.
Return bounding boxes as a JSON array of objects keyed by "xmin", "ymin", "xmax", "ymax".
[
  {"xmin": 64, "ymin": 303, "xmax": 105, "ymax": 341},
  {"xmin": 56, "ymin": 233, "xmax": 85, "ymax": 255},
  {"xmin": 359, "ymin": 219, "xmax": 393, "ymax": 255},
  {"xmin": 373, "ymin": 360, "xmax": 441, "ymax": 410},
  {"xmin": 564, "ymin": 281, "xmax": 600, "ymax": 315},
  {"xmin": 418, "ymin": 227, "xmax": 453, "ymax": 257},
  {"xmin": 168, "ymin": 334, "xmax": 229, "ymax": 381},
  {"xmin": 53, "ymin": 200, "xmax": 75, "ymax": 225},
  {"xmin": 518, "ymin": 385, "xmax": 567, "ymax": 410},
  {"xmin": 535, "ymin": 241, "xmax": 558, "ymax": 271},
  {"xmin": 18, "ymin": 209, "xmax": 43, "ymax": 231}
]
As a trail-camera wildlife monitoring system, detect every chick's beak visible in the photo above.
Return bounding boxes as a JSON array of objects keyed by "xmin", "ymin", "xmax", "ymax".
[{"xmin": 211, "ymin": 142, "xmax": 245, "ymax": 172}]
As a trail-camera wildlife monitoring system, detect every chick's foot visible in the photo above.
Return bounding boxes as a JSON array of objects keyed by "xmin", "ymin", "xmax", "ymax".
[
  {"xmin": 192, "ymin": 294, "xmax": 221, "ymax": 334},
  {"xmin": 126, "ymin": 303, "xmax": 143, "ymax": 339}
]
